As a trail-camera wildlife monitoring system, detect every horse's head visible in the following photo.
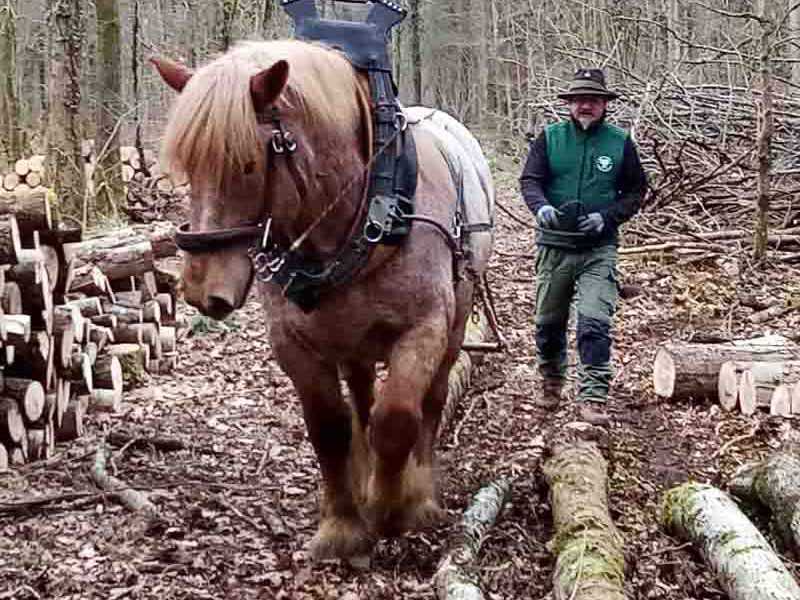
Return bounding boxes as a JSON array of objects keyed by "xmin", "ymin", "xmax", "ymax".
[{"xmin": 153, "ymin": 42, "xmax": 370, "ymax": 319}]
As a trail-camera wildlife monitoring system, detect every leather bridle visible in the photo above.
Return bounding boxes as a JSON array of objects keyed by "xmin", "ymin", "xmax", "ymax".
[{"xmin": 173, "ymin": 106, "xmax": 307, "ymax": 254}]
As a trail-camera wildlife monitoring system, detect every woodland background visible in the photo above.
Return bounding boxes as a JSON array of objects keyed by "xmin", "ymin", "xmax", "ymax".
[{"xmin": 1, "ymin": 0, "xmax": 800, "ymax": 258}]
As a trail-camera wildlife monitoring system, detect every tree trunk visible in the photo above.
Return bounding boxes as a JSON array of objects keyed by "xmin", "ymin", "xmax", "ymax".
[
  {"xmin": 434, "ymin": 479, "xmax": 511, "ymax": 600},
  {"xmin": 730, "ymin": 451, "xmax": 800, "ymax": 557},
  {"xmin": 46, "ymin": 0, "xmax": 85, "ymax": 220},
  {"xmin": 653, "ymin": 337, "xmax": 800, "ymax": 402},
  {"xmin": 0, "ymin": 0, "xmax": 23, "ymax": 170},
  {"xmin": 662, "ymin": 482, "xmax": 800, "ymax": 600},
  {"xmin": 543, "ymin": 441, "xmax": 625, "ymax": 600},
  {"xmin": 753, "ymin": 12, "xmax": 774, "ymax": 261},
  {"xmin": 408, "ymin": 0, "xmax": 422, "ymax": 105},
  {"xmin": 94, "ymin": 0, "xmax": 124, "ymax": 219}
]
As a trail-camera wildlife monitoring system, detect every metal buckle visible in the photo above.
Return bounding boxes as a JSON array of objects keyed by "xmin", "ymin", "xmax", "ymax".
[
  {"xmin": 271, "ymin": 130, "xmax": 297, "ymax": 154},
  {"xmin": 394, "ymin": 111, "xmax": 407, "ymax": 131}
]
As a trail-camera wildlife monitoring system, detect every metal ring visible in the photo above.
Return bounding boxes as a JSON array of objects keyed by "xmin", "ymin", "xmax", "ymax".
[{"xmin": 364, "ymin": 220, "xmax": 385, "ymax": 243}]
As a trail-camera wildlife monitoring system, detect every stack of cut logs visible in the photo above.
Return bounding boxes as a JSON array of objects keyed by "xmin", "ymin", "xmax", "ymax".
[
  {"xmin": 0, "ymin": 148, "xmax": 189, "ymax": 198},
  {"xmin": 2, "ymin": 155, "xmax": 46, "ymax": 192},
  {"xmin": 653, "ymin": 334, "xmax": 800, "ymax": 415},
  {"xmin": 0, "ymin": 186, "xmax": 180, "ymax": 469}
]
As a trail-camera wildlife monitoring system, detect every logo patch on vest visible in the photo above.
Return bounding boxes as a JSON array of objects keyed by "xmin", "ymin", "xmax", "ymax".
[{"xmin": 596, "ymin": 155, "xmax": 613, "ymax": 173}]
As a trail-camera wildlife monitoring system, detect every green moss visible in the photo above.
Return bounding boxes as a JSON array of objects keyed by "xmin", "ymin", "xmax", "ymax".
[{"xmin": 661, "ymin": 481, "xmax": 704, "ymax": 532}]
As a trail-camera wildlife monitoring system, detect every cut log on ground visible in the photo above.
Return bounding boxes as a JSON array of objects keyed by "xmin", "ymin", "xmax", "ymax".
[
  {"xmin": 654, "ymin": 336, "xmax": 800, "ymax": 402},
  {"xmin": 662, "ymin": 482, "xmax": 800, "ymax": 600},
  {"xmin": 55, "ymin": 398, "xmax": 84, "ymax": 442},
  {"xmin": 729, "ymin": 451, "xmax": 800, "ymax": 557},
  {"xmin": 433, "ymin": 479, "xmax": 511, "ymax": 600},
  {"xmin": 543, "ymin": 441, "xmax": 625, "ymax": 600},
  {"xmin": 734, "ymin": 361, "xmax": 800, "ymax": 416}
]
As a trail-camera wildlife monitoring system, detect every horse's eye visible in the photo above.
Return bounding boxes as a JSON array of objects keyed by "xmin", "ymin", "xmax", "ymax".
[{"xmin": 244, "ymin": 162, "xmax": 255, "ymax": 175}]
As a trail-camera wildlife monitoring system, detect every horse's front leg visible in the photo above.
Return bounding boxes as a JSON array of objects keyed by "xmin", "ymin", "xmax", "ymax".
[
  {"xmin": 367, "ymin": 316, "xmax": 449, "ymax": 536},
  {"xmin": 277, "ymin": 348, "xmax": 373, "ymax": 559}
]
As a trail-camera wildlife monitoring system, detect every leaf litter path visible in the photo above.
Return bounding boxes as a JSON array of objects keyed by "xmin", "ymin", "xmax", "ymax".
[{"xmin": 2, "ymin": 165, "xmax": 800, "ymax": 599}]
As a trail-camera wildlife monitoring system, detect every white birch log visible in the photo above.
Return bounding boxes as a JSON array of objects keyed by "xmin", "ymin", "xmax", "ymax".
[
  {"xmin": 729, "ymin": 452, "xmax": 800, "ymax": 557},
  {"xmin": 662, "ymin": 482, "xmax": 800, "ymax": 600},
  {"xmin": 434, "ymin": 479, "xmax": 511, "ymax": 600}
]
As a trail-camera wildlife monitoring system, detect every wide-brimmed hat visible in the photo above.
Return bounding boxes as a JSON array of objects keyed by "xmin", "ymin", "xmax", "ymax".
[{"xmin": 558, "ymin": 68, "xmax": 619, "ymax": 100}]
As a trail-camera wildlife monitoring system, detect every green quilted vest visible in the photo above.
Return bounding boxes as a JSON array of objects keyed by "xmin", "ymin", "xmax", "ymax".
[{"xmin": 544, "ymin": 120, "xmax": 627, "ymax": 216}]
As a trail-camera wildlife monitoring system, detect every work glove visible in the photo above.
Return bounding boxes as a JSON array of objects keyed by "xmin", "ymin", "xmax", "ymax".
[
  {"xmin": 578, "ymin": 212, "xmax": 604, "ymax": 234},
  {"xmin": 536, "ymin": 205, "xmax": 561, "ymax": 229}
]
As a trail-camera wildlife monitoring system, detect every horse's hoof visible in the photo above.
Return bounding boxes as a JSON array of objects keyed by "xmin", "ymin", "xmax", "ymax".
[
  {"xmin": 367, "ymin": 498, "xmax": 444, "ymax": 537},
  {"xmin": 309, "ymin": 516, "xmax": 375, "ymax": 560}
]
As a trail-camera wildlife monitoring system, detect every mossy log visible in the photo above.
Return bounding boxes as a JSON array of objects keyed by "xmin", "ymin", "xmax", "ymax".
[
  {"xmin": 543, "ymin": 441, "xmax": 625, "ymax": 600},
  {"xmin": 434, "ymin": 479, "xmax": 511, "ymax": 600},
  {"xmin": 729, "ymin": 452, "xmax": 800, "ymax": 557},
  {"xmin": 662, "ymin": 482, "xmax": 800, "ymax": 600}
]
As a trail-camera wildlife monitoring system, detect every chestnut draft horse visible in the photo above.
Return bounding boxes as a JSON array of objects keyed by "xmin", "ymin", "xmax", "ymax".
[{"xmin": 153, "ymin": 40, "xmax": 494, "ymax": 559}]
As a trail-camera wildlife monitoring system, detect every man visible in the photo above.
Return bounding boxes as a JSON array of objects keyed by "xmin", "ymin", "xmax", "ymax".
[{"xmin": 519, "ymin": 68, "xmax": 647, "ymax": 425}]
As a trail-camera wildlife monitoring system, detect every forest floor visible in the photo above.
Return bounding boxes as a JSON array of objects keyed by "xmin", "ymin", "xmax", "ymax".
[{"xmin": 2, "ymin": 160, "xmax": 800, "ymax": 599}]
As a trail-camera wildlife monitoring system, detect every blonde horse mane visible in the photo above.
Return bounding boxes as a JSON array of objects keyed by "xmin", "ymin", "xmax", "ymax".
[{"xmin": 161, "ymin": 40, "xmax": 363, "ymax": 190}]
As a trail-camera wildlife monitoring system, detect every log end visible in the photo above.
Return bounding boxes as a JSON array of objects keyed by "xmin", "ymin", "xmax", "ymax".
[
  {"xmin": 653, "ymin": 347, "xmax": 676, "ymax": 398},
  {"xmin": 739, "ymin": 370, "xmax": 757, "ymax": 416},
  {"xmin": 718, "ymin": 361, "xmax": 739, "ymax": 412},
  {"xmin": 770, "ymin": 385, "xmax": 792, "ymax": 417}
]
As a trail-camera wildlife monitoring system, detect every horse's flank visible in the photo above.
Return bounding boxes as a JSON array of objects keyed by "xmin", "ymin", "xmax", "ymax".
[{"xmin": 161, "ymin": 40, "xmax": 364, "ymax": 191}]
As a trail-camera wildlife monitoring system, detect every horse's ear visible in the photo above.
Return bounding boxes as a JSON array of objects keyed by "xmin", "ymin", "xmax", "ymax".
[
  {"xmin": 150, "ymin": 57, "xmax": 193, "ymax": 92},
  {"xmin": 251, "ymin": 60, "xmax": 290, "ymax": 113}
]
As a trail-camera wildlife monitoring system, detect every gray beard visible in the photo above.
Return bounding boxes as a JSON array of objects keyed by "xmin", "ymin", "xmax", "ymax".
[{"xmin": 577, "ymin": 116, "xmax": 595, "ymax": 130}]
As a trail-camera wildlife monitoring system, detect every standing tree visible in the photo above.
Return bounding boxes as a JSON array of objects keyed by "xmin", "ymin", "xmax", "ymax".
[
  {"xmin": 0, "ymin": 0, "xmax": 22, "ymax": 170},
  {"xmin": 46, "ymin": 0, "xmax": 85, "ymax": 221},
  {"xmin": 753, "ymin": 0, "xmax": 775, "ymax": 261},
  {"xmin": 95, "ymin": 0, "xmax": 124, "ymax": 220}
]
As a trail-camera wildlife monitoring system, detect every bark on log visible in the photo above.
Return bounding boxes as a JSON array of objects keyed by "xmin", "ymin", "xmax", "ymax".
[
  {"xmin": 159, "ymin": 326, "xmax": 176, "ymax": 354},
  {"xmin": 155, "ymin": 292, "xmax": 174, "ymax": 323},
  {"xmin": 0, "ymin": 442, "xmax": 8, "ymax": 472},
  {"xmin": 0, "ymin": 214, "xmax": 21, "ymax": 264},
  {"xmin": 1, "ymin": 280, "xmax": 22, "ymax": 314},
  {"xmin": 66, "ymin": 296, "xmax": 103, "ymax": 318},
  {"xmin": 0, "ymin": 187, "xmax": 53, "ymax": 238},
  {"xmin": 55, "ymin": 398, "xmax": 84, "ymax": 442},
  {"xmin": 654, "ymin": 337, "xmax": 800, "ymax": 401},
  {"xmin": 100, "ymin": 299, "xmax": 142, "ymax": 324},
  {"xmin": 89, "ymin": 388, "xmax": 122, "ymax": 413},
  {"xmin": 132, "ymin": 221, "xmax": 177, "ymax": 259},
  {"xmin": 729, "ymin": 451, "xmax": 800, "ymax": 557},
  {"xmin": 54, "ymin": 303, "xmax": 84, "ymax": 343},
  {"xmin": 63, "ymin": 232, "xmax": 153, "ymax": 286},
  {"xmin": 0, "ymin": 397, "xmax": 25, "ymax": 444},
  {"xmin": 662, "ymin": 482, "xmax": 800, "ymax": 600},
  {"xmin": 27, "ymin": 428, "xmax": 47, "ymax": 461},
  {"xmin": 433, "ymin": 480, "xmax": 511, "ymax": 600},
  {"xmin": 7, "ymin": 329, "xmax": 51, "ymax": 381},
  {"xmin": 86, "ymin": 323, "xmax": 114, "ymax": 352},
  {"xmin": 93, "ymin": 355, "xmax": 122, "ymax": 392},
  {"xmin": 107, "ymin": 343, "xmax": 149, "ymax": 388},
  {"xmin": 770, "ymin": 386, "xmax": 792, "ymax": 417},
  {"xmin": 543, "ymin": 442, "xmax": 625, "ymax": 600},
  {"xmin": 3, "ymin": 378, "xmax": 46, "ymax": 424},
  {"xmin": 792, "ymin": 383, "xmax": 800, "ymax": 414}
]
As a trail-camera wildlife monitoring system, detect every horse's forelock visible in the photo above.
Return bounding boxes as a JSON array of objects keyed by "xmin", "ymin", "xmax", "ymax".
[{"xmin": 161, "ymin": 41, "xmax": 363, "ymax": 191}]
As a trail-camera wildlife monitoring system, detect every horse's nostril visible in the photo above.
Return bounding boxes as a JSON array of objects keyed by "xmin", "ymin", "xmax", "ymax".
[{"xmin": 206, "ymin": 295, "xmax": 234, "ymax": 319}]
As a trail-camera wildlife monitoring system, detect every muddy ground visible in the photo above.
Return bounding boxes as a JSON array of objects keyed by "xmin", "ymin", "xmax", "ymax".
[{"xmin": 2, "ymin": 161, "xmax": 800, "ymax": 599}]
